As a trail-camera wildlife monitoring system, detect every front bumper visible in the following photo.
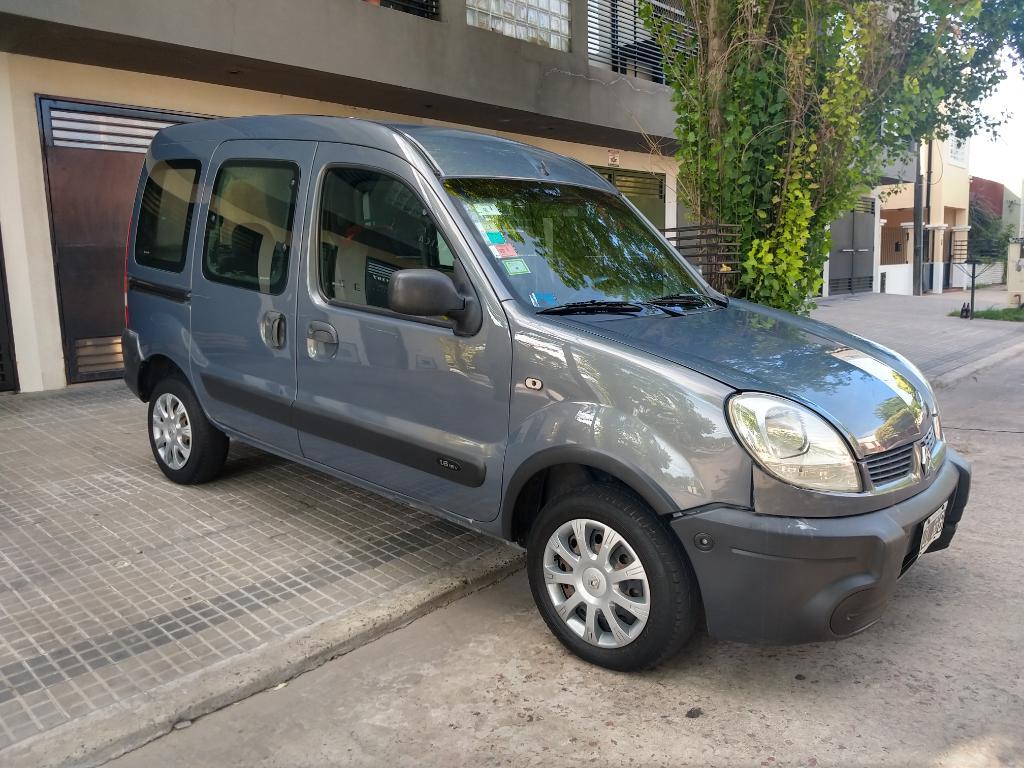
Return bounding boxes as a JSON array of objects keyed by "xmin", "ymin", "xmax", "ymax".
[{"xmin": 671, "ymin": 448, "xmax": 971, "ymax": 644}]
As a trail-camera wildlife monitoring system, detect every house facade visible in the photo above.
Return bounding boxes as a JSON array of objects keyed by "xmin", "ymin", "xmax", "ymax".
[
  {"xmin": 877, "ymin": 138, "xmax": 972, "ymax": 295},
  {"xmin": 1008, "ymin": 181, "xmax": 1024, "ymax": 308},
  {"xmin": 969, "ymin": 175, "xmax": 1020, "ymax": 288},
  {"xmin": 0, "ymin": 0, "xmax": 690, "ymax": 392}
]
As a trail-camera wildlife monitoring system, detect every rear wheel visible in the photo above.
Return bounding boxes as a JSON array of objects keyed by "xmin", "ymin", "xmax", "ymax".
[
  {"xmin": 526, "ymin": 484, "xmax": 699, "ymax": 671},
  {"xmin": 148, "ymin": 376, "xmax": 228, "ymax": 484}
]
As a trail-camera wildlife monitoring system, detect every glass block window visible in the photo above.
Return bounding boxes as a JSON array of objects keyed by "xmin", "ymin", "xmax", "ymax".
[{"xmin": 466, "ymin": 0, "xmax": 572, "ymax": 52}]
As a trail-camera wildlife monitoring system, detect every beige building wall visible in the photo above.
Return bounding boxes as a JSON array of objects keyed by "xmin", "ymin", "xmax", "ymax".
[
  {"xmin": 0, "ymin": 52, "xmax": 679, "ymax": 392},
  {"xmin": 878, "ymin": 139, "xmax": 972, "ymax": 293}
]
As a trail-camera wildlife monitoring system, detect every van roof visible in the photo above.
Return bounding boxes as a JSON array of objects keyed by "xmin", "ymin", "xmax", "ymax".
[{"xmin": 154, "ymin": 115, "xmax": 617, "ymax": 191}]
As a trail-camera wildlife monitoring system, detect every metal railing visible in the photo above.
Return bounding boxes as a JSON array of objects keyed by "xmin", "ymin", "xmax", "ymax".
[
  {"xmin": 661, "ymin": 224, "xmax": 742, "ymax": 293},
  {"xmin": 368, "ymin": 0, "xmax": 440, "ymax": 20},
  {"xmin": 587, "ymin": 0, "xmax": 689, "ymax": 84}
]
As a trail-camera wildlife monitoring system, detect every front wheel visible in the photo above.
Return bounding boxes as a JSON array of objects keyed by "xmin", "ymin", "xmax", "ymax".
[
  {"xmin": 526, "ymin": 484, "xmax": 699, "ymax": 671},
  {"xmin": 148, "ymin": 375, "xmax": 228, "ymax": 485}
]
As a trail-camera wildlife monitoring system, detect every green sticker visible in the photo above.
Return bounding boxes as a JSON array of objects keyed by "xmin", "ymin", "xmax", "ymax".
[
  {"xmin": 472, "ymin": 202, "xmax": 500, "ymax": 217},
  {"xmin": 486, "ymin": 231, "xmax": 506, "ymax": 245},
  {"xmin": 502, "ymin": 258, "xmax": 531, "ymax": 276}
]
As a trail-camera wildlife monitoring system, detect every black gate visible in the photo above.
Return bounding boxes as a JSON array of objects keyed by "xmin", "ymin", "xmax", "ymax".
[
  {"xmin": 38, "ymin": 98, "xmax": 202, "ymax": 383},
  {"xmin": 0, "ymin": 225, "xmax": 18, "ymax": 391},
  {"xmin": 593, "ymin": 167, "xmax": 667, "ymax": 228},
  {"xmin": 828, "ymin": 197, "xmax": 875, "ymax": 294}
]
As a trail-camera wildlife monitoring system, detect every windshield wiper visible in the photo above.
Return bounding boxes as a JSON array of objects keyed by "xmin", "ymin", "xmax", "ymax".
[
  {"xmin": 537, "ymin": 300, "xmax": 646, "ymax": 316},
  {"xmin": 649, "ymin": 292, "xmax": 726, "ymax": 309}
]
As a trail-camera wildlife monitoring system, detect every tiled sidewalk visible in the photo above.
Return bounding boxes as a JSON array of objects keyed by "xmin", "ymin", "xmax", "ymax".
[{"xmin": 0, "ymin": 382, "xmax": 508, "ymax": 755}]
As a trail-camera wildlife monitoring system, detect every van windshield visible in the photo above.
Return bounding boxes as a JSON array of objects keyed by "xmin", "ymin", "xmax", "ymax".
[{"xmin": 444, "ymin": 179, "xmax": 708, "ymax": 311}]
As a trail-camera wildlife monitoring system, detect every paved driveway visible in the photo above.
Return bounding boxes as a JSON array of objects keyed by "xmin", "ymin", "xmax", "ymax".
[
  {"xmin": 812, "ymin": 287, "xmax": 1022, "ymax": 380},
  {"xmin": 0, "ymin": 383, "xmax": 514, "ymax": 765}
]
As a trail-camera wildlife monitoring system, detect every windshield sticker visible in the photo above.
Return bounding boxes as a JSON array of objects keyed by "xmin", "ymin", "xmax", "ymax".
[
  {"xmin": 472, "ymin": 202, "xmax": 501, "ymax": 217},
  {"xmin": 492, "ymin": 243, "xmax": 518, "ymax": 258},
  {"xmin": 529, "ymin": 291, "xmax": 557, "ymax": 307},
  {"xmin": 501, "ymin": 258, "xmax": 531, "ymax": 276},
  {"xmin": 485, "ymin": 231, "xmax": 506, "ymax": 245}
]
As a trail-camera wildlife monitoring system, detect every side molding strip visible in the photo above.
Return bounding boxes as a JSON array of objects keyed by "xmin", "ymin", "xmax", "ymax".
[
  {"xmin": 128, "ymin": 277, "xmax": 191, "ymax": 303},
  {"xmin": 199, "ymin": 373, "xmax": 486, "ymax": 488}
]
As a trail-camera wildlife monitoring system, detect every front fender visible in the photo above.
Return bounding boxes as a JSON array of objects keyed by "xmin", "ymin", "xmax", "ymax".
[{"xmin": 500, "ymin": 399, "xmax": 744, "ymax": 538}]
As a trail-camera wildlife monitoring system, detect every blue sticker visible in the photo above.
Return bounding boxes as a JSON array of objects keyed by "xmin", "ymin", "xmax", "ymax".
[
  {"xmin": 486, "ymin": 231, "xmax": 506, "ymax": 245},
  {"xmin": 529, "ymin": 292, "xmax": 557, "ymax": 307}
]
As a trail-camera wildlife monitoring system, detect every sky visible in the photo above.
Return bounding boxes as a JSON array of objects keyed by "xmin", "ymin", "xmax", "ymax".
[{"xmin": 969, "ymin": 57, "xmax": 1024, "ymax": 194}]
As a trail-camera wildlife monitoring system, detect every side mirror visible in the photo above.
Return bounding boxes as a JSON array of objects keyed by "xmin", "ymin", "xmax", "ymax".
[
  {"xmin": 388, "ymin": 266, "xmax": 483, "ymax": 337},
  {"xmin": 388, "ymin": 269, "xmax": 464, "ymax": 317}
]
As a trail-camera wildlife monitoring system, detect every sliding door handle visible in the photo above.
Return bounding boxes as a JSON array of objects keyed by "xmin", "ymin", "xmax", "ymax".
[{"xmin": 261, "ymin": 311, "xmax": 286, "ymax": 349}]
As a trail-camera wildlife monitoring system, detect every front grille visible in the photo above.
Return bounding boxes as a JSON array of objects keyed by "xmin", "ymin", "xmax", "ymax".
[
  {"xmin": 865, "ymin": 426, "xmax": 937, "ymax": 488},
  {"xmin": 865, "ymin": 442, "xmax": 915, "ymax": 486}
]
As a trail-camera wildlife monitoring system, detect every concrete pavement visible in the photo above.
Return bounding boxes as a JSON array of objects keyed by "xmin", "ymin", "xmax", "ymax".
[{"xmin": 110, "ymin": 354, "xmax": 1024, "ymax": 768}]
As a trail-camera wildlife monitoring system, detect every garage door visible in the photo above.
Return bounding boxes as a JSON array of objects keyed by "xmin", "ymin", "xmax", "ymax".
[
  {"xmin": 38, "ymin": 98, "xmax": 201, "ymax": 383},
  {"xmin": 828, "ymin": 197, "xmax": 875, "ymax": 295}
]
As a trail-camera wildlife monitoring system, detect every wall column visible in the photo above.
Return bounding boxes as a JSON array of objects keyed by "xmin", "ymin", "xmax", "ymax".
[{"xmin": 0, "ymin": 54, "xmax": 66, "ymax": 391}]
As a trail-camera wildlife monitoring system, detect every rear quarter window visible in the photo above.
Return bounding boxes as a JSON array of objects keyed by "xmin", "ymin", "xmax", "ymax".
[{"xmin": 134, "ymin": 160, "xmax": 201, "ymax": 272}]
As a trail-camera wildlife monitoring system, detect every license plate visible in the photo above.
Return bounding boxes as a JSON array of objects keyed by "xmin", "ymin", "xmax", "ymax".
[{"xmin": 919, "ymin": 502, "xmax": 948, "ymax": 556}]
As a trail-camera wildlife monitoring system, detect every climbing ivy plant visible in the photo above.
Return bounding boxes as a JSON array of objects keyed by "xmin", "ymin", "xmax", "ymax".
[{"xmin": 642, "ymin": 0, "xmax": 1024, "ymax": 313}]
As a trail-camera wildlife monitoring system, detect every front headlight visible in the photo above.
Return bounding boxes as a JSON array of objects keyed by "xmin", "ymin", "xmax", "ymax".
[{"xmin": 727, "ymin": 393, "xmax": 861, "ymax": 492}]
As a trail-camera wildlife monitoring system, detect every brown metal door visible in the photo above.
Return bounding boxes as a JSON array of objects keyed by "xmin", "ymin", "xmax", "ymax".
[
  {"xmin": 0, "ymin": 225, "xmax": 17, "ymax": 391},
  {"xmin": 39, "ymin": 99, "xmax": 199, "ymax": 382},
  {"xmin": 46, "ymin": 147, "xmax": 143, "ymax": 381}
]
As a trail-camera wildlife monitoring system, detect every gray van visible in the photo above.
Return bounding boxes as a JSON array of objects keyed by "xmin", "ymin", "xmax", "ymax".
[{"xmin": 123, "ymin": 116, "xmax": 970, "ymax": 671}]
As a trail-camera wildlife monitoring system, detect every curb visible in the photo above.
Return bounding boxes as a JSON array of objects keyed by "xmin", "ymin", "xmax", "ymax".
[
  {"xmin": 2, "ymin": 547, "xmax": 525, "ymax": 768},
  {"xmin": 932, "ymin": 338, "xmax": 1024, "ymax": 390}
]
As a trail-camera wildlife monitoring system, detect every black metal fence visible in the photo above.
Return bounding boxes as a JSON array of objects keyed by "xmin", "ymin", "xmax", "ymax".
[{"xmin": 661, "ymin": 224, "xmax": 742, "ymax": 293}]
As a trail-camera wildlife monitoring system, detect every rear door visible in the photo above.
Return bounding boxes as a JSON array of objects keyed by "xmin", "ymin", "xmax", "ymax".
[
  {"xmin": 293, "ymin": 143, "xmax": 512, "ymax": 518},
  {"xmin": 189, "ymin": 140, "xmax": 315, "ymax": 455}
]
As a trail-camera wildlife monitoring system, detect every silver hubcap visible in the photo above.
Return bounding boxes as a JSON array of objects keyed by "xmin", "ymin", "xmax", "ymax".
[
  {"xmin": 152, "ymin": 393, "xmax": 192, "ymax": 470},
  {"xmin": 543, "ymin": 518, "xmax": 651, "ymax": 648}
]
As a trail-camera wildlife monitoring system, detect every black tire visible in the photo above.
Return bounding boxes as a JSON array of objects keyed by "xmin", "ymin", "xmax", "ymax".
[
  {"xmin": 147, "ymin": 374, "xmax": 228, "ymax": 485},
  {"xmin": 526, "ymin": 483, "xmax": 699, "ymax": 671}
]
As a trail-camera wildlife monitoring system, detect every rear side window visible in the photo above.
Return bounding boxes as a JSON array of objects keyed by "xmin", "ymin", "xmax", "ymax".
[
  {"xmin": 318, "ymin": 168, "xmax": 454, "ymax": 309},
  {"xmin": 202, "ymin": 161, "xmax": 299, "ymax": 294},
  {"xmin": 134, "ymin": 160, "xmax": 201, "ymax": 272}
]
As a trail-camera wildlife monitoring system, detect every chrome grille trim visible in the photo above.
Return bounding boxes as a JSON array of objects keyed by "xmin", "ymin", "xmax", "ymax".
[{"xmin": 864, "ymin": 426, "xmax": 937, "ymax": 488}]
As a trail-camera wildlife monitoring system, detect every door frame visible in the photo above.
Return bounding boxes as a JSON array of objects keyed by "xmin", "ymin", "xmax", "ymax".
[
  {"xmin": 0, "ymin": 222, "xmax": 19, "ymax": 392},
  {"xmin": 35, "ymin": 96, "xmax": 208, "ymax": 383}
]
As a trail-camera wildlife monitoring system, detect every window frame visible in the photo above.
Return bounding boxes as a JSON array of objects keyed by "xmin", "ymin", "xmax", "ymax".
[
  {"xmin": 312, "ymin": 163, "xmax": 470, "ymax": 330},
  {"xmin": 200, "ymin": 158, "xmax": 301, "ymax": 296},
  {"xmin": 133, "ymin": 158, "xmax": 202, "ymax": 274}
]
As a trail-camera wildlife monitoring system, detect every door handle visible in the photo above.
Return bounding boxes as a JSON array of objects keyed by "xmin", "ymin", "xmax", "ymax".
[
  {"xmin": 307, "ymin": 320, "xmax": 339, "ymax": 359},
  {"xmin": 261, "ymin": 311, "xmax": 286, "ymax": 349}
]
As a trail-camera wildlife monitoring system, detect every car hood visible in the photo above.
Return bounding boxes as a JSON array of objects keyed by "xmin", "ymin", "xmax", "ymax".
[{"xmin": 557, "ymin": 299, "xmax": 934, "ymax": 458}]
